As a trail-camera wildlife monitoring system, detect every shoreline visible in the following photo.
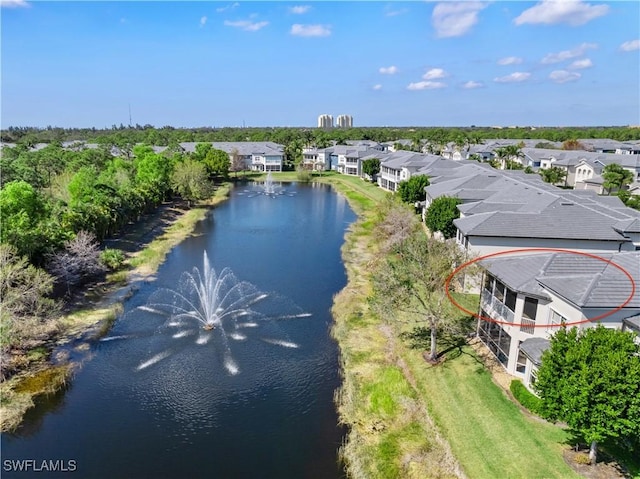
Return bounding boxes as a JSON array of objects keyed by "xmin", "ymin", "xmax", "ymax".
[{"xmin": 0, "ymin": 185, "xmax": 232, "ymax": 432}]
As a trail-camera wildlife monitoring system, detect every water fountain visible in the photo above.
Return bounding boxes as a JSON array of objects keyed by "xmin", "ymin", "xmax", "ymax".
[
  {"xmin": 264, "ymin": 171, "xmax": 276, "ymax": 195},
  {"xmin": 129, "ymin": 251, "xmax": 310, "ymax": 374}
]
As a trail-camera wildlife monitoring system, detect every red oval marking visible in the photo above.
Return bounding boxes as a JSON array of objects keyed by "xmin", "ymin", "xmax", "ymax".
[{"xmin": 444, "ymin": 248, "xmax": 636, "ymax": 328}]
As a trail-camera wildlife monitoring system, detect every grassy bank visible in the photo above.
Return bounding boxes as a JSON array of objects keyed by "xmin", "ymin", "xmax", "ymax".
[
  {"xmin": 324, "ymin": 175, "xmax": 586, "ymax": 478},
  {"xmin": 328, "ymin": 176, "xmax": 464, "ymax": 478},
  {"xmin": 0, "ymin": 185, "xmax": 231, "ymax": 432}
]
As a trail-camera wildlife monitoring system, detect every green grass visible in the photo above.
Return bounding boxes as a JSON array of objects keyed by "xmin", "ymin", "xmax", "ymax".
[
  {"xmin": 405, "ymin": 346, "xmax": 580, "ymax": 479},
  {"xmin": 363, "ymin": 366, "xmax": 415, "ymax": 416}
]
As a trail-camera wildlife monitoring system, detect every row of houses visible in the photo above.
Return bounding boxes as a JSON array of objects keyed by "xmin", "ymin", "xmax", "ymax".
[
  {"xmin": 4, "ymin": 137, "xmax": 640, "ymax": 388},
  {"xmin": 350, "ymin": 148, "xmax": 640, "ymax": 390}
]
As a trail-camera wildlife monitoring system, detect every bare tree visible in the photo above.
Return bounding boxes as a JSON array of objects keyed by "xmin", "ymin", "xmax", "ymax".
[
  {"xmin": 0, "ymin": 245, "xmax": 60, "ymax": 376},
  {"xmin": 229, "ymin": 148, "xmax": 245, "ymax": 177},
  {"xmin": 373, "ymin": 200, "xmax": 420, "ymax": 253},
  {"xmin": 48, "ymin": 231, "xmax": 105, "ymax": 294},
  {"xmin": 370, "ymin": 231, "xmax": 468, "ymax": 362}
]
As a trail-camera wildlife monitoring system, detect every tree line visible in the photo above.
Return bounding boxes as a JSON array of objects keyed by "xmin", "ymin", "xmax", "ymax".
[
  {"xmin": 2, "ymin": 125, "xmax": 640, "ymax": 148},
  {"xmin": 0, "ymin": 141, "xmax": 234, "ymax": 374}
]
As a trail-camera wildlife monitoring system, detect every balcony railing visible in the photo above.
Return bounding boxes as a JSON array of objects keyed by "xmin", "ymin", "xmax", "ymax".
[
  {"xmin": 481, "ymin": 290, "xmax": 514, "ymax": 323},
  {"xmin": 520, "ymin": 317, "xmax": 536, "ymax": 334}
]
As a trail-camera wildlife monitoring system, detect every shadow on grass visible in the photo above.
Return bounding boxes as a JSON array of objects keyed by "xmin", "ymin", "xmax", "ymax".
[
  {"xmin": 399, "ymin": 320, "xmax": 483, "ymax": 368},
  {"xmin": 561, "ymin": 430, "xmax": 639, "ymax": 478}
]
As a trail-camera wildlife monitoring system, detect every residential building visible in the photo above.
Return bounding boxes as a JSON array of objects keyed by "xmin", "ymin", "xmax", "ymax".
[
  {"xmin": 477, "ymin": 251, "xmax": 640, "ymax": 389},
  {"xmin": 377, "ymin": 151, "xmax": 441, "ymax": 191},
  {"xmin": 317, "ymin": 114, "xmax": 334, "ymax": 129},
  {"xmin": 336, "ymin": 115, "xmax": 353, "ymax": 128},
  {"xmin": 179, "ymin": 141, "xmax": 285, "ymax": 172},
  {"xmin": 420, "ymin": 162, "xmax": 640, "ymax": 255}
]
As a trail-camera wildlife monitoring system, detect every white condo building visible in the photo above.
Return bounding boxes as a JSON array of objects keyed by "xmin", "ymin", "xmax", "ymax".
[
  {"xmin": 336, "ymin": 115, "xmax": 353, "ymax": 128},
  {"xmin": 317, "ymin": 114, "xmax": 334, "ymax": 128}
]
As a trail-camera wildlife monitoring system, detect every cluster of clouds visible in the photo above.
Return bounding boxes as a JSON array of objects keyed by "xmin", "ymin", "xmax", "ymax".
[
  {"xmin": 207, "ymin": 3, "xmax": 330, "ymax": 37},
  {"xmin": 430, "ymin": 0, "xmax": 612, "ymax": 38},
  {"xmin": 373, "ymin": 0, "xmax": 638, "ymax": 92}
]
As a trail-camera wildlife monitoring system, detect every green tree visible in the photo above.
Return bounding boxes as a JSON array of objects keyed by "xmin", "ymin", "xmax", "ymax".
[
  {"xmin": 370, "ymin": 231, "xmax": 467, "ymax": 361},
  {"xmin": 361, "ymin": 158, "xmax": 380, "ymax": 181},
  {"xmin": 535, "ymin": 326, "xmax": 640, "ymax": 465},
  {"xmin": 207, "ymin": 149, "xmax": 231, "ymax": 178},
  {"xmin": 539, "ymin": 166, "xmax": 567, "ymax": 185},
  {"xmin": 602, "ymin": 163, "xmax": 634, "ymax": 195},
  {"xmin": 425, "ymin": 196, "xmax": 461, "ymax": 239},
  {"xmin": 495, "ymin": 145, "xmax": 525, "ymax": 169},
  {"xmin": 134, "ymin": 144, "xmax": 174, "ymax": 206},
  {"xmin": 0, "ymin": 181, "xmax": 66, "ymax": 262},
  {"xmin": 171, "ymin": 159, "xmax": 215, "ymax": 205},
  {"xmin": 397, "ymin": 175, "xmax": 430, "ymax": 204}
]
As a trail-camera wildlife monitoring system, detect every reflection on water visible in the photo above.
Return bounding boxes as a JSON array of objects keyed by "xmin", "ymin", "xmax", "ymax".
[
  {"xmin": 125, "ymin": 250, "xmax": 310, "ymax": 375},
  {"xmin": 2, "ymin": 182, "xmax": 354, "ymax": 479}
]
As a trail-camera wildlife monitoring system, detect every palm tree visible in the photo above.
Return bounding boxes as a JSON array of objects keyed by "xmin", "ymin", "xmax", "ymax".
[{"xmin": 495, "ymin": 145, "xmax": 525, "ymax": 170}]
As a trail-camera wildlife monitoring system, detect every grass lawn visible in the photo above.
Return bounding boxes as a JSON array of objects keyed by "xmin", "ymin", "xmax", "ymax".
[
  {"xmin": 328, "ymin": 181, "xmax": 589, "ymax": 479},
  {"xmin": 404, "ymin": 345, "xmax": 580, "ymax": 479}
]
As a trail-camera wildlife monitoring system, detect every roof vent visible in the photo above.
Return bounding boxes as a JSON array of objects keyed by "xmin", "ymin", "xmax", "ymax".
[{"xmin": 561, "ymin": 202, "xmax": 574, "ymax": 206}]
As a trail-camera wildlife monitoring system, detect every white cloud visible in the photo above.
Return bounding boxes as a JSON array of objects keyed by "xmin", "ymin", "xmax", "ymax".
[
  {"xmin": 422, "ymin": 68, "xmax": 447, "ymax": 80},
  {"xmin": 494, "ymin": 72, "xmax": 531, "ymax": 83},
  {"xmin": 462, "ymin": 80, "xmax": 484, "ymax": 89},
  {"xmin": 514, "ymin": 0, "xmax": 609, "ymax": 26},
  {"xmin": 432, "ymin": 1, "xmax": 488, "ymax": 38},
  {"xmin": 290, "ymin": 5, "xmax": 311, "ymax": 15},
  {"xmin": 497, "ymin": 56, "xmax": 523, "ymax": 66},
  {"xmin": 620, "ymin": 39, "xmax": 640, "ymax": 52},
  {"xmin": 549, "ymin": 70, "xmax": 581, "ymax": 83},
  {"xmin": 373, "ymin": 84, "xmax": 383, "ymax": 90},
  {"xmin": 224, "ymin": 20, "xmax": 269, "ymax": 32},
  {"xmin": 290, "ymin": 24, "xmax": 331, "ymax": 37},
  {"xmin": 568, "ymin": 58, "xmax": 593, "ymax": 69},
  {"xmin": 1, "ymin": 0, "xmax": 29, "ymax": 7},
  {"xmin": 541, "ymin": 42, "xmax": 597, "ymax": 64},
  {"xmin": 385, "ymin": 5, "xmax": 409, "ymax": 17},
  {"xmin": 379, "ymin": 66, "xmax": 398, "ymax": 75},
  {"xmin": 216, "ymin": 2, "xmax": 239, "ymax": 13},
  {"xmin": 200, "ymin": 16, "xmax": 207, "ymax": 27},
  {"xmin": 407, "ymin": 81, "xmax": 447, "ymax": 90}
]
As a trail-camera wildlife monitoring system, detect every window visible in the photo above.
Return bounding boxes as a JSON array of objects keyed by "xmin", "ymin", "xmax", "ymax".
[
  {"xmin": 522, "ymin": 297, "xmax": 538, "ymax": 321},
  {"xmin": 478, "ymin": 321, "xmax": 512, "ymax": 368},
  {"xmin": 516, "ymin": 344, "xmax": 527, "ymax": 374},
  {"xmin": 505, "ymin": 289, "xmax": 517, "ymax": 312},
  {"xmin": 530, "ymin": 367, "xmax": 538, "ymax": 386},
  {"xmin": 483, "ymin": 274, "xmax": 494, "ymax": 294},
  {"xmin": 547, "ymin": 309, "xmax": 566, "ymax": 333},
  {"xmin": 495, "ymin": 281, "xmax": 505, "ymax": 302}
]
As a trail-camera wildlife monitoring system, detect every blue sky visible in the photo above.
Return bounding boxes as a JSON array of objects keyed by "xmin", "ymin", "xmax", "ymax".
[{"xmin": 1, "ymin": 1, "xmax": 639, "ymax": 128}]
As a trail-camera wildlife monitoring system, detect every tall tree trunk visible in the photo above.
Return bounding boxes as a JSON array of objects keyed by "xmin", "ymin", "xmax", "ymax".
[
  {"xmin": 589, "ymin": 440, "xmax": 598, "ymax": 465},
  {"xmin": 429, "ymin": 320, "xmax": 438, "ymax": 361}
]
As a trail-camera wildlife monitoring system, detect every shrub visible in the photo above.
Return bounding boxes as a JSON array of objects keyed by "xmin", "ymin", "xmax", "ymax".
[
  {"xmin": 510, "ymin": 379, "xmax": 542, "ymax": 414},
  {"xmin": 296, "ymin": 168, "xmax": 312, "ymax": 183},
  {"xmin": 100, "ymin": 248, "xmax": 126, "ymax": 270}
]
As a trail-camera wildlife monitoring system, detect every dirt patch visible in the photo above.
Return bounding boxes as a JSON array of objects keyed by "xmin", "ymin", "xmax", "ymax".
[
  {"xmin": 103, "ymin": 199, "xmax": 190, "ymax": 253},
  {"xmin": 563, "ymin": 448, "xmax": 630, "ymax": 479}
]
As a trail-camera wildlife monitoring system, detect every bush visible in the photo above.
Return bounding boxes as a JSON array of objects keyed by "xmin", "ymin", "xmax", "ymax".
[
  {"xmin": 510, "ymin": 379, "xmax": 542, "ymax": 414},
  {"xmin": 100, "ymin": 248, "xmax": 126, "ymax": 270},
  {"xmin": 296, "ymin": 168, "xmax": 312, "ymax": 183}
]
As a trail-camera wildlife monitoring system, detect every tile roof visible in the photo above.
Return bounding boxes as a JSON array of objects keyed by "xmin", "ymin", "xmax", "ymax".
[
  {"xmin": 520, "ymin": 337, "xmax": 550, "ymax": 365},
  {"xmin": 481, "ymin": 251, "xmax": 640, "ymax": 310}
]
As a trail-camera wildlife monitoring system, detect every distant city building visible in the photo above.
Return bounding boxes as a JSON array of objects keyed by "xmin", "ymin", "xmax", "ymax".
[
  {"xmin": 317, "ymin": 114, "xmax": 334, "ymax": 129},
  {"xmin": 336, "ymin": 115, "xmax": 353, "ymax": 128}
]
